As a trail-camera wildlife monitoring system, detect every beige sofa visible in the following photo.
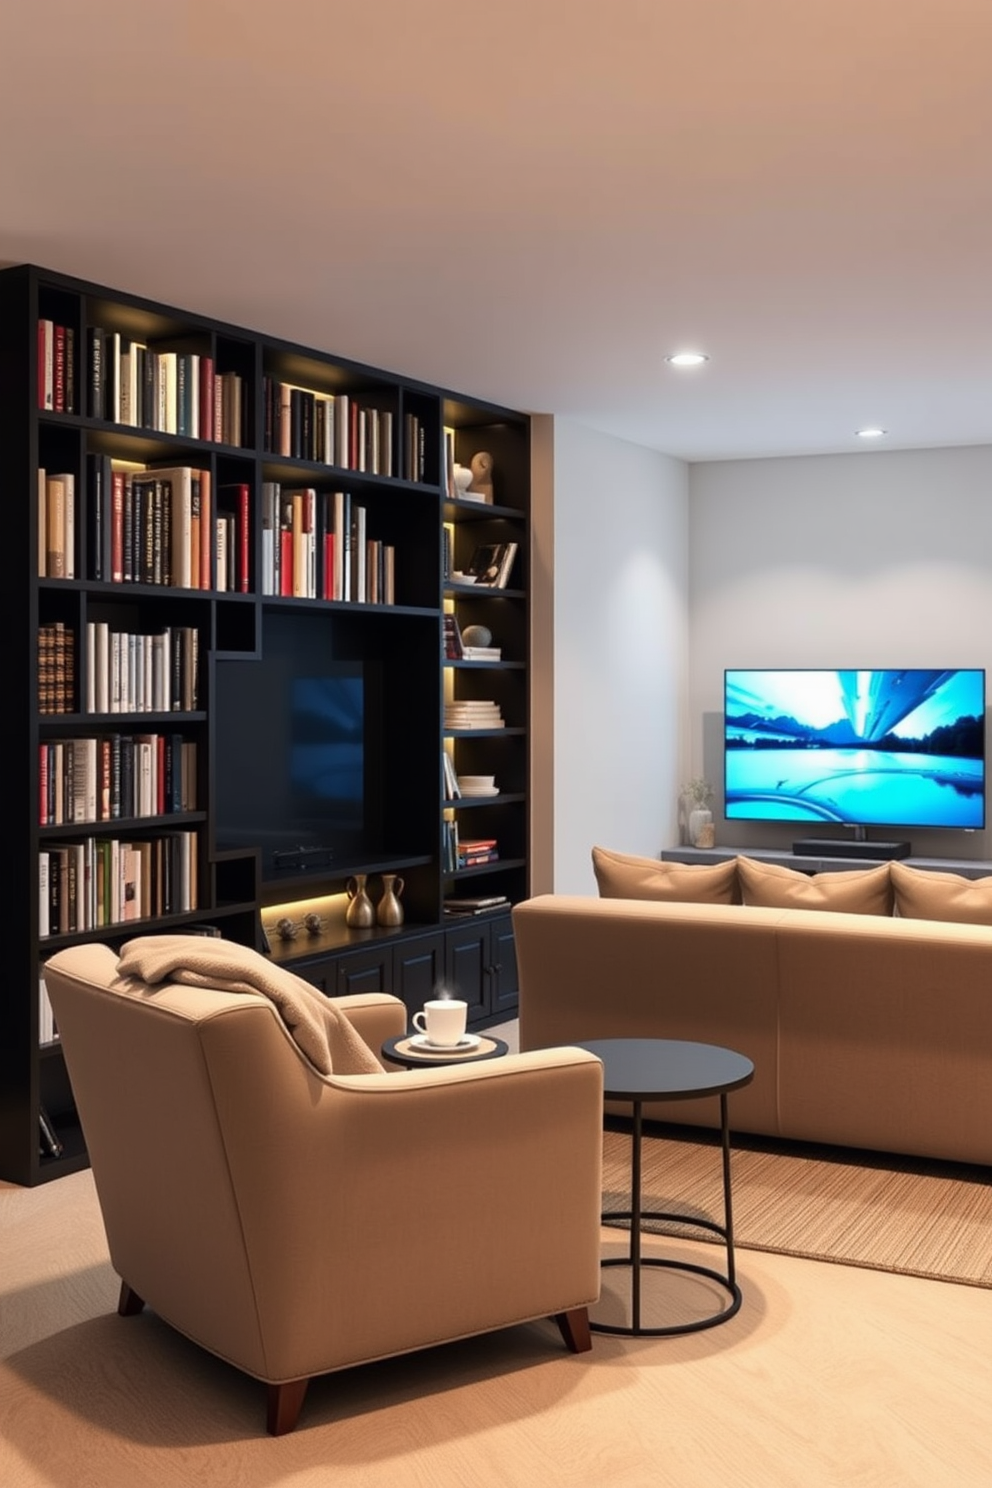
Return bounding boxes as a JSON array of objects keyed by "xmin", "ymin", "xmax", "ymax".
[{"xmin": 513, "ymin": 891, "xmax": 992, "ymax": 1166}]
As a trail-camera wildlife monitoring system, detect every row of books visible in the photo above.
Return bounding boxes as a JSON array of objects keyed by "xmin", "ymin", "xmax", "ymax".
[
  {"xmin": 39, "ymin": 733, "xmax": 197, "ymax": 827},
  {"xmin": 84, "ymin": 622, "xmax": 200, "ymax": 714},
  {"xmin": 84, "ymin": 327, "xmax": 246, "ymax": 444},
  {"xmin": 38, "ymin": 621, "xmax": 199, "ymax": 716},
  {"xmin": 87, "ymin": 458, "xmax": 249, "ymax": 591},
  {"xmin": 259, "ymin": 484, "xmax": 396, "ymax": 603},
  {"xmin": 38, "ymin": 621, "xmax": 76, "ymax": 714},
  {"xmin": 261, "ymin": 380, "xmax": 397, "ymax": 475},
  {"xmin": 39, "ymin": 830, "xmax": 199, "ymax": 938},
  {"xmin": 37, "ymin": 320, "xmax": 76, "ymax": 414}
]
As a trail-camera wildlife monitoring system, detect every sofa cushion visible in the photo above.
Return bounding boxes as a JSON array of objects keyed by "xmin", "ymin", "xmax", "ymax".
[
  {"xmin": 736, "ymin": 856, "xmax": 893, "ymax": 915},
  {"xmin": 591, "ymin": 846, "xmax": 740, "ymax": 904},
  {"xmin": 890, "ymin": 860, "xmax": 992, "ymax": 923}
]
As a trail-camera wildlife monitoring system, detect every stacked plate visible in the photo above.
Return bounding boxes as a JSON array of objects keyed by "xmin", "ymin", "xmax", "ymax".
[{"xmin": 458, "ymin": 774, "xmax": 499, "ymax": 797}]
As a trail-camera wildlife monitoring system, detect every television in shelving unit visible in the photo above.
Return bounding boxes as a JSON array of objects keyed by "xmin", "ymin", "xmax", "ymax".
[
  {"xmin": 212, "ymin": 613, "xmax": 383, "ymax": 876},
  {"xmin": 723, "ymin": 668, "xmax": 986, "ymax": 835}
]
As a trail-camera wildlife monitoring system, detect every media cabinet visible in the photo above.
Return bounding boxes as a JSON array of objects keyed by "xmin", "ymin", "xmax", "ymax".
[{"xmin": 2, "ymin": 262, "xmax": 531, "ymax": 1185}]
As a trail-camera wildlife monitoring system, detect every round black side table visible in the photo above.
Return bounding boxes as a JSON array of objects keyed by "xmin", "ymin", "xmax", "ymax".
[
  {"xmin": 381, "ymin": 1033, "xmax": 510, "ymax": 1070},
  {"xmin": 576, "ymin": 1037, "xmax": 755, "ymax": 1338}
]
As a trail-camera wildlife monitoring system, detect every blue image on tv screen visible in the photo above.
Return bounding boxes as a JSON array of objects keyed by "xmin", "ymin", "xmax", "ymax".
[
  {"xmin": 724, "ymin": 669, "xmax": 986, "ymax": 829},
  {"xmin": 290, "ymin": 676, "xmax": 364, "ymax": 825}
]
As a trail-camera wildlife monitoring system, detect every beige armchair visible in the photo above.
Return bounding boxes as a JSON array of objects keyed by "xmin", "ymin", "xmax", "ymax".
[{"xmin": 43, "ymin": 942, "xmax": 604, "ymax": 1435}]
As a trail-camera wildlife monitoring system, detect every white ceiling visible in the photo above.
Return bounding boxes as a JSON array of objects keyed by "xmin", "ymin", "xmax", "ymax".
[{"xmin": 2, "ymin": 0, "xmax": 990, "ymax": 462}]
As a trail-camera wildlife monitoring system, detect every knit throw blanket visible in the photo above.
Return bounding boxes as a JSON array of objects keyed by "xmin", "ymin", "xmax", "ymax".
[{"xmin": 115, "ymin": 935, "xmax": 383, "ymax": 1076}]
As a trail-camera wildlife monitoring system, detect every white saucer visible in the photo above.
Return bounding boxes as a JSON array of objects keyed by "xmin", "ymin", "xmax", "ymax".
[
  {"xmin": 460, "ymin": 786, "xmax": 499, "ymax": 797},
  {"xmin": 410, "ymin": 1033, "xmax": 480, "ymax": 1052}
]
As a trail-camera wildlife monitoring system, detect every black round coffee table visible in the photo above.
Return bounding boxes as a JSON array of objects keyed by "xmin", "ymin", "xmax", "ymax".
[{"xmin": 576, "ymin": 1037, "xmax": 755, "ymax": 1338}]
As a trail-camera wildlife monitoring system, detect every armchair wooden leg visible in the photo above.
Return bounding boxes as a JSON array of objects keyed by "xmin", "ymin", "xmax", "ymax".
[
  {"xmin": 267, "ymin": 1378, "xmax": 310, "ymax": 1436},
  {"xmin": 118, "ymin": 1281, "xmax": 145, "ymax": 1316},
  {"xmin": 554, "ymin": 1306, "xmax": 592, "ymax": 1353}
]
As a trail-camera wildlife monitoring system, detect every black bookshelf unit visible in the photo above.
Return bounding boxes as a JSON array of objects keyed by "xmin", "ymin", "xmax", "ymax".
[{"xmin": 0, "ymin": 263, "xmax": 530, "ymax": 1185}]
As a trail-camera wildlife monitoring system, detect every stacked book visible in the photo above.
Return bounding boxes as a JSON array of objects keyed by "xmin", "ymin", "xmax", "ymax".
[
  {"xmin": 444, "ymin": 700, "xmax": 504, "ymax": 730},
  {"xmin": 443, "ymin": 894, "xmax": 509, "ymax": 918},
  {"xmin": 457, "ymin": 837, "xmax": 499, "ymax": 868}
]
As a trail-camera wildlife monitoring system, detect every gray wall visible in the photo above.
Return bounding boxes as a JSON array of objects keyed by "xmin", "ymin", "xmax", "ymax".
[
  {"xmin": 688, "ymin": 444, "xmax": 992, "ymax": 860},
  {"xmin": 548, "ymin": 419, "xmax": 689, "ymax": 892}
]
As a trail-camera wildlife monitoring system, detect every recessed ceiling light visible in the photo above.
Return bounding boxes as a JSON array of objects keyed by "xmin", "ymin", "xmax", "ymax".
[
  {"xmin": 665, "ymin": 352, "xmax": 709, "ymax": 367},
  {"xmin": 856, "ymin": 427, "xmax": 887, "ymax": 439}
]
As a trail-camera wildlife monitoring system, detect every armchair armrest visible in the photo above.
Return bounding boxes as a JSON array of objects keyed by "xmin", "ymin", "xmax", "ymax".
[{"xmin": 330, "ymin": 991, "xmax": 407, "ymax": 1050}]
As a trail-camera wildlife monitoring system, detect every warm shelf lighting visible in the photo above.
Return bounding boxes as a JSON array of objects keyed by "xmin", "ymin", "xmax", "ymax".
[
  {"xmin": 665, "ymin": 352, "xmax": 709, "ymax": 367},
  {"xmin": 856, "ymin": 427, "xmax": 887, "ymax": 439}
]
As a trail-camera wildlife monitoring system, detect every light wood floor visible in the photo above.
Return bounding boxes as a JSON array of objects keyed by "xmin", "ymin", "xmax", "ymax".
[{"xmin": 2, "ymin": 1025, "xmax": 990, "ymax": 1487}]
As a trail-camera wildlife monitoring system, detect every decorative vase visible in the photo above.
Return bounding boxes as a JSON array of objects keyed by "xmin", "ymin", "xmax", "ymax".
[
  {"xmin": 688, "ymin": 807, "xmax": 715, "ymax": 849},
  {"xmin": 377, "ymin": 873, "xmax": 405, "ymax": 926},
  {"xmin": 345, "ymin": 874, "xmax": 375, "ymax": 928}
]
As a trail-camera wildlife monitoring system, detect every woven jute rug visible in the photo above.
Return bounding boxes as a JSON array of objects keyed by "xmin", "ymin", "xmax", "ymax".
[{"xmin": 601, "ymin": 1122, "xmax": 992, "ymax": 1289}]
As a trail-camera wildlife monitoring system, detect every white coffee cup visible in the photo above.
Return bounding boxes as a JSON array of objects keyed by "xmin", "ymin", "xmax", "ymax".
[{"xmin": 413, "ymin": 998, "xmax": 468, "ymax": 1047}]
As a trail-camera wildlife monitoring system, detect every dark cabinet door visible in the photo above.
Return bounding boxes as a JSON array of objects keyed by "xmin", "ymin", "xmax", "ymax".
[
  {"xmin": 334, "ymin": 945, "xmax": 393, "ymax": 998},
  {"xmin": 444, "ymin": 921, "xmax": 491, "ymax": 1022},
  {"xmin": 443, "ymin": 914, "xmax": 519, "ymax": 1024},
  {"xmin": 392, "ymin": 932, "xmax": 445, "ymax": 1019},
  {"xmin": 488, "ymin": 915, "xmax": 519, "ymax": 1018}
]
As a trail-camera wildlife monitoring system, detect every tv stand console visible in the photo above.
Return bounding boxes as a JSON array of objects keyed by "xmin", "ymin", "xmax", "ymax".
[{"xmin": 662, "ymin": 846, "xmax": 992, "ymax": 879}]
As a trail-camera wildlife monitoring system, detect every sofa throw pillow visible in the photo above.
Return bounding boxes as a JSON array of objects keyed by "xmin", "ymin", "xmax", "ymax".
[
  {"xmin": 736, "ymin": 856, "xmax": 893, "ymax": 915},
  {"xmin": 591, "ymin": 846, "xmax": 740, "ymax": 904},
  {"xmin": 890, "ymin": 860, "xmax": 992, "ymax": 923}
]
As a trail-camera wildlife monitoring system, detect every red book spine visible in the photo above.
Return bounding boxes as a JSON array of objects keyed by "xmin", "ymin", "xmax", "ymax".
[
  {"xmin": 37, "ymin": 320, "xmax": 47, "ymax": 409},
  {"xmin": 39, "ymin": 744, "xmax": 49, "ymax": 825},
  {"xmin": 279, "ymin": 527, "xmax": 293, "ymax": 596},
  {"xmin": 239, "ymin": 484, "xmax": 250, "ymax": 592}
]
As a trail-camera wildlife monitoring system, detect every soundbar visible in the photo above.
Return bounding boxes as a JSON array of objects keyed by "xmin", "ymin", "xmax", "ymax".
[{"xmin": 792, "ymin": 838, "xmax": 911, "ymax": 861}]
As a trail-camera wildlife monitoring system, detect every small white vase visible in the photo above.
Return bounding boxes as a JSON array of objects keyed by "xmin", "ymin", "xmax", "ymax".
[{"xmin": 688, "ymin": 807, "xmax": 715, "ymax": 849}]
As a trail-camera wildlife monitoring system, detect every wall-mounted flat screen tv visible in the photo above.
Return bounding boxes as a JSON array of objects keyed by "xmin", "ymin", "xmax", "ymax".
[{"xmin": 724, "ymin": 669, "xmax": 986, "ymax": 830}]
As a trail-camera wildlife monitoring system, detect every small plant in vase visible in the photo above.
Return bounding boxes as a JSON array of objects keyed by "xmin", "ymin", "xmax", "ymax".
[{"xmin": 681, "ymin": 778, "xmax": 716, "ymax": 848}]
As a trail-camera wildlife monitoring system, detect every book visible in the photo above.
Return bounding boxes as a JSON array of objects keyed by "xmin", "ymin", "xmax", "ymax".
[
  {"xmin": 443, "ymin": 894, "xmax": 509, "ymax": 914},
  {"xmin": 443, "ymin": 612, "xmax": 464, "ymax": 660},
  {"xmin": 37, "ymin": 319, "xmax": 54, "ymax": 410},
  {"xmin": 465, "ymin": 542, "xmax": 518, "ymax": 588},
  {"xmin": 147, "ymin": 466, "xmax": 196, "ymax": 588}
]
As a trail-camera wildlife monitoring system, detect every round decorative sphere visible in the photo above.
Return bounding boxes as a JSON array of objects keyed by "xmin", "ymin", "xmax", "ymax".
[{"xmin": 461, "ymin": 624, "xmax": 492, "ymax": 647}]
